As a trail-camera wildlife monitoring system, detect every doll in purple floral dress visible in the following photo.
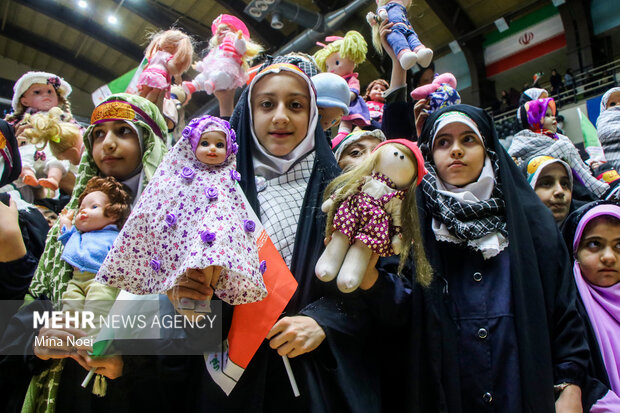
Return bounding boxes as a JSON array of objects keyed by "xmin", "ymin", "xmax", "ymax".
[{"xmin": 97, "ymin": 115, "xmax": 267, "ymax": 311}]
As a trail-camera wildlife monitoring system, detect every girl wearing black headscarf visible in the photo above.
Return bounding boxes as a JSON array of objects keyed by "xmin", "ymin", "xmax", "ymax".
[
  {"xmin": 363, "ymin": 104, "xmax": 593, "ymax": 412},
  {"xmin": 176, "ymin": 62, "xmax": 380, "ymax": 413}
]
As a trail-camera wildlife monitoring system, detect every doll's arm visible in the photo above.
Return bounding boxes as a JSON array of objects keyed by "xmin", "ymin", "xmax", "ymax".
[
  {"xmin": 234, "ymin": 32, "xmax": 247, "ymax": 56},
  {"xmin": 385, "ymin": 198, "xmax": 403, "ymax": 254},
  {"xmin": 320, "ymin": 187, "xmax": 344, "ymax": 213},
  {"xmin": 366, "ymin": 11, "xmax": 379, "ymax": 26},
  {"xmin": 57, "ymin": 210, "xmax": 75, "ymax": 237}
]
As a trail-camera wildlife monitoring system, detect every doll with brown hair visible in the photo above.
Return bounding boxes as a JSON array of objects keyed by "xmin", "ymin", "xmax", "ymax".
[
  {"xmin": 137, "ymin": 29, "xmax": 194, "ymax": 104},
  {"xmin": 57, "ymin": 176, "xmax": 132, "ymax": 335},
  {"xmin": 315, "ymin": 139, "xmax": 432, "ymax": 293},
  {"xmin": 183, "ymin": 14, "xmax": 262, "ymax": 96},
  {"xmin": 363, "ymin": 78, "xmax": 389, "ymax": 124},
  {"xmin": 6, "ymin": 71, "xmax": 75, "ymax": 191}
]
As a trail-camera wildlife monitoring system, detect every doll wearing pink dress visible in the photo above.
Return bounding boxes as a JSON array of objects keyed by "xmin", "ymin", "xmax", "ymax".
[
  {"xmin": 183, "ymin": 14, "xmax": 262, "ymax": 96},
  {"xmin": 137, "ymin": 29, "xmax": 193, "ymax": 104},
  {"xmin": 97, "ymin": 115, "xmax": 267, "ymax": 310}
]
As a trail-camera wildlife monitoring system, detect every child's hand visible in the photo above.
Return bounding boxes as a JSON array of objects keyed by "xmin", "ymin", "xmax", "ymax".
[
  {"xmin": 414, "ymin": 99, "xmax": 430, "ymax": 137},
  {"xmin": 166, "ymin": 266, "xmax": 222, "ymax": 318},
  {"xmin": 266, "ymin": 316, "xmax": 326, "ymax": 358},
  {"xmin": 73, "ymin": 352, "xmax": 124, "ymax": 380},
  {"xmin": 0, "ymin": 197, "xmax": 26, "ymax": 262},
  {"xmin": 379, "ymin": 20, "xmax": 397, "ymax": 62}
]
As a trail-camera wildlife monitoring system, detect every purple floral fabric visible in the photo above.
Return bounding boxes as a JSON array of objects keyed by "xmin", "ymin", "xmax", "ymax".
[{"xmin": 96, "ymin": 128, "xmax": 267, "ymax": 305}]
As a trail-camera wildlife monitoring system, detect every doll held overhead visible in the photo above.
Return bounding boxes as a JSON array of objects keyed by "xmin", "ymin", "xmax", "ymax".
[
  {"xmin": 316, "ymin": 139, "xmax": 432, "ymax": 293},
  {"xmin": 97, "ymin": 115, "xmax": 267, "ymax": 306},
  {"xmin": 183, "ymin": 14, "xmax": 262, "ymax": 96},
  {"xmin": 367, "ymin": 0, "xmax": 433, "ymax": 70}
]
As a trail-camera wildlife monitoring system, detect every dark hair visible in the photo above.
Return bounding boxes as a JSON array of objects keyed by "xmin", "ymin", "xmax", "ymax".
[
  {"xmin": 78, "ymin": 176, "xmax": 132, "ymax": 228},
  {"xmin": 412, "ymin": 62, "xmax": 435, "ymax": 88}
]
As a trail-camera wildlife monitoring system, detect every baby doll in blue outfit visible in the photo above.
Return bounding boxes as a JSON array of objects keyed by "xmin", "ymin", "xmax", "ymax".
[{"xmin": 57, "ymin": 176, "xmax": 131, "ymax": 335}]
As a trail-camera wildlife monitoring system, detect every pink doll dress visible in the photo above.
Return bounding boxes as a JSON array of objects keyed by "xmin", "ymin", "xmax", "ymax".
[
  {"xmin": 97, "ymin": 122, "xmax": 267, "ymax": 305},
  {"xmin": 332, "ymin": 172, "xmax": 404, "ymax": 256},
  {"xmin": 137, "ymin": 50, "xmax": 173, "ymax": 91},
  {"xmin": 192, "ymin": 34, "xmax": 247, "ymax": 94}
]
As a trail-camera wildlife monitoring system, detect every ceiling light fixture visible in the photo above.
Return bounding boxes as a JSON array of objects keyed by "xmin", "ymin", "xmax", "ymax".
[
  {"xmin": 77, "ymin": 0, "xmax": 88, "ymax": 8},
  {"xmin": 107, "ymin": 15, "xmax": 118, "ymax": 24}
]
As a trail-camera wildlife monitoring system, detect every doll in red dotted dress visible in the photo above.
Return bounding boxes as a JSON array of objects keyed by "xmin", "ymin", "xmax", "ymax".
[
  {"xmin": 137, "ymin": 29, "xmax": 194, "ymax": 104},
  {"xmin": 316, "ymin": 139, "xmax": 432, "ymax": 293}
]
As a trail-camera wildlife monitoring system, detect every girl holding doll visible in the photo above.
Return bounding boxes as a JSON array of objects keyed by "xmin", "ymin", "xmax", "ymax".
[{"xmin": 363, "ymin": 104, "xmax": 593, "ymax": 412}]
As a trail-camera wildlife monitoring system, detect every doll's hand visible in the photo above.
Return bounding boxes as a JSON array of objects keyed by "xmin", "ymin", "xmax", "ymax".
[
  {"xmin": 73, "ymin": 351, "xmax": 124, "ymax": 380},
  {"xmin": 366, "ymin": 12, "xmax": 378, "ymax": 26},
  {"xmin": 320, "ymin": 198, "xmax": 335, "ymax": 213},
  {"xmin": 555, "ymin": 384, "xmax": 582, "ymax": 413},
  {"xmin": 414, "ymin": 99, "xmax": 430, "ymax": 137},
  {"xmin": 266, "ymin": 316, "xmax": 326, "ymax": 358},
  {"xmin": 0, "ymin": 197, "xmax": 27, "ymax": 262},
  {"xmin": 58, "ymin": 209, "xmax": 75, "ymax": 231},
  {"xmin": 391, "ymin": 234, "xmax": 403, "ymax": 255}
]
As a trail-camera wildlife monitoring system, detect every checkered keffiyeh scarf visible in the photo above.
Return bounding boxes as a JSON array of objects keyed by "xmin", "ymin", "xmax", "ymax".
[
  {"xmin": 597, "ymin": 106, "xmax": 620, "ymax": 171},
  {"xmin": 421, "ymin": 150, "xmax": 508, "ymax": 244},
  {"xmin": 509, "ymin": 129, "xmax": 609, "ymax": 197}
]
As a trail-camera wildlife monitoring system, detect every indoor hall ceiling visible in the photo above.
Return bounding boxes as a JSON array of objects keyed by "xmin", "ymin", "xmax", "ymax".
[{"xmin": 0, "ymin": 0, "xmax": 549, "ymax": 117}]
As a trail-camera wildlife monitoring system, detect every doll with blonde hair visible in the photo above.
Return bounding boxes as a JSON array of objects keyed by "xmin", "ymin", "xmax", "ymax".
[
  {"xmin": 313, "ymin": 31, "xmax": 371, "ymax": 142},
  {"xmin": 137, "ymin": 29, "xmax": 194, "ymax": 103},
  {"xmin": 316, "ymin": 139, "xmax": 432, "ymax": 292},
  {"xmin": 367, "ymin": 0, "xmax": 433, "ymax": 70},
  {"xmin": 183, "ymin": 14, "xmax": 262, "ymax": 96},
  {"xmin": 24, "ymin": 107, "xmax": 83, "ymax": 166}
]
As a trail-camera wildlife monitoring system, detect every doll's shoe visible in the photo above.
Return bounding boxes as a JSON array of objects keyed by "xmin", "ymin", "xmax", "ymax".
[
  {"xmin": 39, "ymin": 177, "xmax": 59, "ymax": 190},
  {"xmin": 182, "ymin": 81, "xmax": 196, "ymax": 97},
  {"xmin": 399, "ymin": 51, "xmax": 419, "ymax": 70},
  {"xmin": 22, "ymin": 173, "xmax": 39, "ymax": 187},
  {"xmin": 178, "ymin": 297, "xmax": 195, "ymax": 310},
  {"xmin": 203, "ymin": 80, "xmax": 215, "ymax": 95},
  {"xmin": 416, "ymin": 48, "xmax": 434, "ymax": 68}
]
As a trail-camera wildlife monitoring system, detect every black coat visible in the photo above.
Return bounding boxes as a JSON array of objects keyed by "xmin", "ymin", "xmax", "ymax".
[{"xmin": 368, "ymin": 104, "xmax": 592, "ymax": 412}]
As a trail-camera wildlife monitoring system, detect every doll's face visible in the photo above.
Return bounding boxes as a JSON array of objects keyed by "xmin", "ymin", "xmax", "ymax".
[
  {"xmin": 534, "ymin": 163, "xmax": 572, "ymax": 222},
  {"xmin": 368, "ymin": 83, "xmax": 386, "ymax": 103},
  {"xmin": 91, "ymin": 121, "xmax": 142, "ymax": 181},
  {"xmin": 317, "ymin": 106, "xmax": 344, "ymax": 131},
  {"xmin": 338, "ymin": 136, "xmax": 382, "ymax": 172},
  {"xmin": 325, "ymin": 52, "xmax": 356, "ymax": 77},
  {"xmin": 542, "ymin": 107, "xmax": 557, "ymax": 133},
  {"xmin": 432, "ymin": 122, "xmax": 485, "ymax": 187},
  {"xmin": 195, "ymin": 131, "xmax": 227, "ymax": 165},
  {"xmin": 375, "ymin": 144, "xmax": 416, "ymax": 189},
  {"xmin": 215, "ymin": 24, "xmax": 233, "ymax": 44},
  {"xmin": 75, "ymin": 191, "xmax": 117, "ymax": 233},
  {"xmin": 576, "ymin": 217, "xmax": 620, "ymax": 287},
  {"xmin": 20, "ymin": 84, "xmax": 59, "ymax": 112},
  {"xmin": 606, "ymin": 91, "xmax": 620, "ymax": 109},
  {"xmin": 251, "ymin": 72, "xmax": 310, "ymax": 157}
]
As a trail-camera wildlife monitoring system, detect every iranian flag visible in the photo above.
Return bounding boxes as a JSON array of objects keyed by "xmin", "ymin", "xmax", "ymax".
[{"xmin": 484, "ymin": 5, "xmax": 566, "ymax": 77}]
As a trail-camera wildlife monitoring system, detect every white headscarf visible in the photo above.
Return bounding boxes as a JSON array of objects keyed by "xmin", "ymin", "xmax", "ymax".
[{"xmin": 247, "ymin": 63, "xmax": 318, "ymax": 180}]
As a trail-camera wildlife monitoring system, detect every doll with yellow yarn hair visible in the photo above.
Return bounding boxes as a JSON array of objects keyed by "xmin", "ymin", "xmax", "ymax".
[
  {"xmin": 183, "ymin": 14, "xmax": 263, "ymax": 96},
  {"xmin": 137, "ymin": 29, "xmax": 194, "ymax": 103},
  {"xmin": 313, "ymin": 31, "xmax": 370, "ymax": 143},
  {"xmin": 20, "ymin": 107, "xmax": 82, "ymax": 191}
]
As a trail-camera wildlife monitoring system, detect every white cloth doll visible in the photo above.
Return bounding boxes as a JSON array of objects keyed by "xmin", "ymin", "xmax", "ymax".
[
  {"xmin": 315, "ymin": 139, "xmax": 432, "ymax": 292},
  {"xmin": 97, "ymin": 115, "xmax": 267, "ymax": 308},
  {"xmin": 183, "ymin": 14, "xmax": 262, "ymax": 96}
]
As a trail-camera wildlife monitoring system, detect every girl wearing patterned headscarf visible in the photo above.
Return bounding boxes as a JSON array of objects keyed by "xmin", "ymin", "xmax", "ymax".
[
  {"xmin": 596, "ymin": 87, "xmax": 620, "ymax": 171},
  {"xmin": 510, "ymin": 97, "xmax": 609, "ymax": 197},
  {"xmin": 22, "ymin": 93, "xmax": 168, "ymax": 413}
]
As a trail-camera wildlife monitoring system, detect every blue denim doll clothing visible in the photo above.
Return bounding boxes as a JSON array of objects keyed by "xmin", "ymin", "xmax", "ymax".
[{"xmin": 380, "ymin": 2, "xmax": 422, "ymax": 56}]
